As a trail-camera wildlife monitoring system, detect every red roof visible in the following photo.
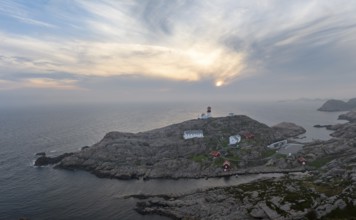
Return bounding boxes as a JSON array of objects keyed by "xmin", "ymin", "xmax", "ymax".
[
  {"xmin": 223, "ymin": 160, "xmax": 231, "ymax": 171},
  {"xmin": 242, "ymin": 132, "xmax": 254, "ymax": 139},
  {"xmin": 210, "ymin": 151, "xmax": 221, "ymax": 157}
]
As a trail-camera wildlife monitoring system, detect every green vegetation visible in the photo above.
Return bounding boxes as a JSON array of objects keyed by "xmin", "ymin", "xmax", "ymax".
[
  {"xmin": 239, "ymin": 148, "xmax": 252, "ymax": 154},
  {"xmin": 275, "ymin": 153, "xmax": 287, "ymax": 159},
  {"xmin": 213, "ymin": 157, "xmax": 224, "ymax": 167},
  {"xmin": 323, "ymin": 203, "xmax": 356, "ymax": 219},
  {"xmin": 261, "ymin": 149, "xmax": 276, "ymax": 158},
  {"xmin": 309, "ymin": 157, "xmax": 334, "ymax": 168},
  {"xmin": 191, "ymin": 154, "xmax": 209, "ymax": 163},
  {"xmin": 302, "ymin": 179, "xmax": 350, "ymax": 197},
  {"xmin": 225, "ymin": 177, "xmax": 319, "ymax": 214},
  {"xmin": 226, "ymin": 155, "xmax": 240, "ymax": 166},
  {"xmin": 305, "ymin": 209, "xmax": 318, "ymax": 220}
]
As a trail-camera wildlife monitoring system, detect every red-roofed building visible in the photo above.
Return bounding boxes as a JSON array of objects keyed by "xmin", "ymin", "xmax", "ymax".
[
  {"xmin": 297, "ymin": 156, "xmax": 306, "ymax": 165},
  {"xmin": 223, "ymin": 160, "xmax": 231, "ymax": 171},
  {"xmin": 242, "ymin": 132, "xmax": 255, "ymax": 140},
  {"xmin": 210, "ymin": 151, "xmax": 221, "ymax": 158}
]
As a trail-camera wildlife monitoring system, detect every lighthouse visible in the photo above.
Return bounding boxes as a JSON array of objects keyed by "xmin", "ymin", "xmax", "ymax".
[
  {"xmin": 199, "ymin": 106, "xmax": 212, "ymax": 119},
  {"xmin": 207, "ymin": 106, "xmax": 212, "ymax": 118}
]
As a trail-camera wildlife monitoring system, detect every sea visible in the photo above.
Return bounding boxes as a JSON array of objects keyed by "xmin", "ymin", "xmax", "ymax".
[{"xmin": 0, "ymin": 100, "xmax": 347, "ymax": 220}]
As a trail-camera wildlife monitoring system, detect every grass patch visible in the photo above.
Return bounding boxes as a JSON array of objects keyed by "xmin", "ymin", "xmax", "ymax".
[
  {"xmin": 313, "ymin": 184, "xmax": 344, "ymax": 197},
  {"xmin": 275, "ymin": 153, "xmax": 287, "ymax": 159},
  {"xmin": 213, "ymin": 157, "xmax": 224, "ymax": 167},
  {"xmin": 323, "ymin": 203, "xmax": 356, "ymax": 219},
  {"xmin": 309, "ymin": 157, "xmax": 334, "ymax": 168},
  {"xmin": 227, "ymin": 155, "xmax": 240, "ymax": 161},
  {"xmin": 225, "ymin": 177, "xmax": 319, "ymax": 213},
  {"xmin": 226, "ymin": 155, "xmax": 240, "ymax": 166},
  {"xmin": 302, "ymin": 180, "xmax": 347, "ymax": 197},
  {"xmin": 191, "ymin": 154, "xmax": 208, "ymax": 163},
  {"xmin": 261, "ymin": 149, "xmax": 277, "ymax": 158}
]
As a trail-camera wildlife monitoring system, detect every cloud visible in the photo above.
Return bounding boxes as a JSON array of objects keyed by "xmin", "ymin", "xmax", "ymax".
[
  {"xmin": 0, "ymin": 0, "xmax": 356, "ymax": 95},
  {"xmin": 0, "ymin": 78, "xmax": 81, "ymax": 90},
  {"xmin": 0, "ymin": 0, "xmax": 56, "ymax": 28}
]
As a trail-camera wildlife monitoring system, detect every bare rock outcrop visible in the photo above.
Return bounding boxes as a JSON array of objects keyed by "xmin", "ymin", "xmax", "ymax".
[
  {"xmin": 272, "ymin": 122, "xmax": 306, "ymax": 139},
  {"xmin": 34, "ymin": 153, "xmax": 74, "ymax": 166},
  {"xmin": 134, "ymin": 174, "xmax": 356, "ymax": 219},
  {"xmin": 338, "ymin": 111, "xmax": 356, "ymax": 122}
]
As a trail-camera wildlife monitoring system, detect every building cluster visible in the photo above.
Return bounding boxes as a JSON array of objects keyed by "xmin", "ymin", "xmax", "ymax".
[{"xmin": 182, "ymin": 107, "xmax": 306, "ymax": 172}]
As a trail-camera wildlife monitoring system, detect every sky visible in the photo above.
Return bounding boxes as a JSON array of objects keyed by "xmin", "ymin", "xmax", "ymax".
[{"xmin": 1, "ymin": 0, "xmax": 356, "ymax": 106}]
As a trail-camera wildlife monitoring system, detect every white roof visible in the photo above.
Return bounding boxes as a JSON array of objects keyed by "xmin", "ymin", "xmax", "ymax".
[{"xmin": 184, "ymin": 130, "xmax": 203, "ymax": 134}]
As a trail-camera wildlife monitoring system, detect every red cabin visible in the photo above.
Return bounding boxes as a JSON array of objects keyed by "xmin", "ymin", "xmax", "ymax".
[
  {"xmin": 242, "ymin": 132, "xmax": 255, "ymax": 140},
  {"xmin": 297, "ymin": 156, "xmax": 306, "ymax": 165},
  {"xmin": 223, "ymin": 160, "xmax": 231, "ymax": 171},
  {"xmin": 210, "ymin": 151, "xmax": 221, "ymax": 158}
]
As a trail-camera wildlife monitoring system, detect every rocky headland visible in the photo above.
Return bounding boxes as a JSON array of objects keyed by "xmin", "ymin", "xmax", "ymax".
[
  {"xmin": 133, "ymin": 112, "xmax": 356, "ymax": 219},
  {"xmin": 318, "ymin": 98, "xmax": 356, "ymax": 112},
  {"xmin": 42, "ymin": 115, "xmax": 306, "ymax": 180}
]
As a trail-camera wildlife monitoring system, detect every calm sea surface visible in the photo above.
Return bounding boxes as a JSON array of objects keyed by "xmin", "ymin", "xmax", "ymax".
[{"xmin": 0, "ymin": 101, "xmax": 346, "ymax": 219}]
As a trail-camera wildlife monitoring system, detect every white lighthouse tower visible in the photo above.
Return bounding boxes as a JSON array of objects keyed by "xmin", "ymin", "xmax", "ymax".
[
  {"xmin": 199, "ymin": 106, "xmax": 212, "ymax": 119},
  {"xmin": 207, "ymin": 106, "xmax": 212, "ymax": 118}
]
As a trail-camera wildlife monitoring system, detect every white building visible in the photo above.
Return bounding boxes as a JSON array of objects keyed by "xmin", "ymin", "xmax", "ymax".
[
  {"xmin": 183, "ymin": 130, "xmax": 204, "ymax": 140},
  {"xmin": 267, "ymin": 140, "xmax": 288, "ymax": 149},
  {"xmin": 229, "ymin": 135, "xmax": 241, "ymax": 145},
  {"xmin": 199, "ymin": 106, "xmax": 212, "ymax": 119}
]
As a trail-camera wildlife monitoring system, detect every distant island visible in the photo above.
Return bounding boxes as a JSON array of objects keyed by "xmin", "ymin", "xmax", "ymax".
[
  {"xmin": 318, "ymin": 98, "xmax": 356, "ymax": 112},
  {"xmin": 34, "ymin": 109, "xmax": 356, "ymax": 219}
]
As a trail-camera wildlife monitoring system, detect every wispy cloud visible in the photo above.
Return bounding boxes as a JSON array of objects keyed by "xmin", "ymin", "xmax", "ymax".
[
  {"xmin": 0, "ymin": 0, "xmax": 356, "ymax": 94},
  {"xmin": 0, "ymin": 78, "xmax": 81, "ymax": 90},
  {"xmin": 0, "ymin": 0, "xmax": 56, "ymax": 28}
]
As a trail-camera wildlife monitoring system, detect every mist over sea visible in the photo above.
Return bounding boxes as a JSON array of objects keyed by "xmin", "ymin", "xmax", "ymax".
[{"xmin": 0, "ymin": 101, "xmax": 346, "ymax": 219}]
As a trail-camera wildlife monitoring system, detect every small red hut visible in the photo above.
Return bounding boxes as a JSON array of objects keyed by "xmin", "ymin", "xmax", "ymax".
[
  {"xmin": 223, "ymin": 160, "xmax": 231, "ymax": 171},
  {"xmin": 210, "ymin": 151, "xmax": 221, "ymax": 158},
  {"xmin": 297, "ymin": 156, "xmax": 306, "ymax": 165},
  {"xmin": 242, "ymin": 132, "xmax": 254, "ymax": 140}
]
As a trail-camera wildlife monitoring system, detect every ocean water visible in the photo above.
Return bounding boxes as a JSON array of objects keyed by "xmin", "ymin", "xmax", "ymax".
[{"xmin": 0, "ymin": 101, "xmax": 346, "ymax": 219}]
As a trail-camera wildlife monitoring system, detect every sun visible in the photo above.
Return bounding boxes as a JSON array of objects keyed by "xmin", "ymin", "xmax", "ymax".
[{"xmin": 215, "ymin": 80, "xmax": 224, "ymax": 87}]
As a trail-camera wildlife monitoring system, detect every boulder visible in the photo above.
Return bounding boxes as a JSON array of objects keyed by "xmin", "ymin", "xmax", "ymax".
[{"xmin": 250, "ymin": 207, "xmax": 267, "ymax": 218}]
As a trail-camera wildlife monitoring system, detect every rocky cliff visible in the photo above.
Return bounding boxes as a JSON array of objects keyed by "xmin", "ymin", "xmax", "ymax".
[{"xmin": 318, "ymin": 98, "xmax": 356, "ymax": 112}]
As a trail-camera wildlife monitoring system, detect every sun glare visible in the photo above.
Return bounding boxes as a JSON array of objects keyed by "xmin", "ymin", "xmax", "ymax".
[{"xmin": 215, "ymin": 80, "xmax": 224, "ymax": 87}]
